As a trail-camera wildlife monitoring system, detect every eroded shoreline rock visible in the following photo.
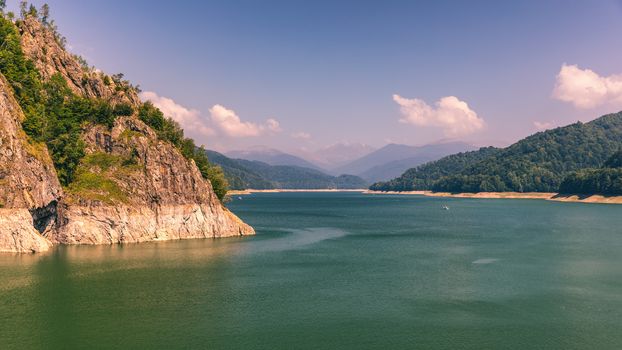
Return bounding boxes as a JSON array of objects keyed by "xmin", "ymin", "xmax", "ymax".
[{"xmin": 0, "ymin": 74, "xmax": 61, "ymax": 252}]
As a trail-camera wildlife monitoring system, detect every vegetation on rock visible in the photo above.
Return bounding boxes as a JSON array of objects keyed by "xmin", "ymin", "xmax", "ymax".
[
  {"xmin": 138, "ymin": 102, "xmax": 229, "ymax": 200},
  {"xmin": 0, "ymin": 6, "xmax": 229, "ymax": 201},
  {"xmin": 66, "ymin": 153, "xmax": 134, "ymax": 205}
]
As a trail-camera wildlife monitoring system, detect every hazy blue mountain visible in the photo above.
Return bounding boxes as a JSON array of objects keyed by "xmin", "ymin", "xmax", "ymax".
[
  {"xmin": 310, "ymin": 143, "xmax": 377, "ymax": 169},
  {"xmin": 226, "ymin": 147, "xmax": 324, "ymax": 171},
  {"xmin": 335, "ymin": 142, "xmax": 475, "ymax": 181},
  {"xmin": 206, "ymin": 150, "xmax": 368, "ymax": 190}
]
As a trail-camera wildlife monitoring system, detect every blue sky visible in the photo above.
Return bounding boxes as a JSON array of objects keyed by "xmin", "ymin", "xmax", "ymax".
[{"xmin": 9, "ymin": 0, "xmax": 622, "ymax": 152}]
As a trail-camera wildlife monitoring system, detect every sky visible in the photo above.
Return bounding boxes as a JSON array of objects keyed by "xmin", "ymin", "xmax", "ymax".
[{"xmin": 8, "ymin": 0, "xmax": 622, "ymax": 153}]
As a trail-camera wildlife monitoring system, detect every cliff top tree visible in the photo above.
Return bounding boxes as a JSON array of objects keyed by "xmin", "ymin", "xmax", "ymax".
[{"xmin": 40, "ymin": 3, "xmax": 49, "ymax": 24}]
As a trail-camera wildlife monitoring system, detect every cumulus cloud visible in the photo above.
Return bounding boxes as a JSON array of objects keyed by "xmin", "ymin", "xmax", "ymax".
[
  {"xmin": 291, "ymin": 131, "xmax": 311, "ymax": 139},
  {"xmin": 209, "ymin": 104, "xmax": 282, "ymax": 137},
  {"xmin": 552, "ymin": 64, "xmax": 622, "ymax": 109},
  {"xmin": 534, "ymin": 121, "xmax": 554, "ymax": 131},
  {"xmin": 393, "ymin": 94, "xmax": 485, "ymax": 136},
  {"xmin": 139, "ymin": 91, "xmax": 214, "ymax": 137}
]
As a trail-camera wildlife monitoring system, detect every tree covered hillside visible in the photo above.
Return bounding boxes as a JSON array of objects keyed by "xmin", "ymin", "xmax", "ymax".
[
  {"xmin": 371, "ymin": 112, "xmax": 622, "ymax": 194},
  {"xmin": 204, "ymin": 150, "xmax": 274, "ymax": 190},
  {"xmin": 369, "ymin": 147, "xmax": 500, "ymax": 191},
  {"xmin": 559, "ymin": 150, "xmax": 622, "ymax": 195}
]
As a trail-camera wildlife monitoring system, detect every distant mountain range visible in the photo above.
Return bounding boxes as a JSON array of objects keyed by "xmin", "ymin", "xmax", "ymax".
[
  {"xmin": 371, "ymin": 111, "xmax": 622, "ymax": 194},
  {"xmin": 334, "ymin": 142, "xmax": 476, "ymax": 182},
  {"xmin": 206, "ymin": 150, "xmax": 368, "ymax": 190},
  {"xmin": 226, "ymin": 147, "xmax": 323, "ymax": 171},
  {"xmin": 226, "ymin": 141, "xmax": 474, "ymax": 183},
  {"xmin": 297, "ymin": 142, "xmax": 377, "ymax": 169}
]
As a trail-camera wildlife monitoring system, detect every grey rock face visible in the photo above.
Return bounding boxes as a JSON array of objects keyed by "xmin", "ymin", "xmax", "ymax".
[
  {"xmin": 53, "ymin": 117, "xmax": 254, "ymax": 245},
  {"xmin": 0, "ymin": 17, "xmax": 254, "ymax": 253},
  {"xmin": 0, "ymin": 74, "xmax": 62, "ymax": 252}
]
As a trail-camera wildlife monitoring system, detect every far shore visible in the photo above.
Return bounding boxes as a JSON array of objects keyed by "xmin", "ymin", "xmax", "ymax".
[
  {"xmin": 227, "ymin": 189, "xmax": 367, "ymax": 195},
  {"xmin": 226, "ymin": 189, "xmax": 622, "ymax": 204},
  {"xmin": 363, "ymin": 190, "xmax": 622, "ymax": 205}
]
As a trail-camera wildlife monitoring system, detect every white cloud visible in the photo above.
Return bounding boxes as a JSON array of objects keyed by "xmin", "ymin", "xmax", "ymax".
[
  {"xmin": 139, "ymin": 91, "xmax": 214, "ymax": 137},
  {"xmin": 534, "ymin": 121, "xmax": 554, "ymax": 131},
  {"xmin": 291, "ymin": 131, "xmax": 311, "ymax": 139},
  {"xmin": 393, "ymin": 94, "xmax": 485, "ymax": 136},
  {"xmin": 266, "ymin": 118, "xmax": 282, "ymax": 132},
  {"xmin": 209, "ymin": 104, "xmax": 282, "ymax": 137},
  {"xmin": 552, "ymin": 64, "xmax": 622, "ymax": 109}
]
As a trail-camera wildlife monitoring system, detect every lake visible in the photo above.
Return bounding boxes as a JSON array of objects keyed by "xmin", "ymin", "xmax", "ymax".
[{"xmin": 2, "ymin": 192, "xmax": 622, "ymax": 349}]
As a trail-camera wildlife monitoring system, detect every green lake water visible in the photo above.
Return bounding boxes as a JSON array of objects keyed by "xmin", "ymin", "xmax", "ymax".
[{"xmin": 2, "ymin": 192, "xmax": 622, "ymax": 349}]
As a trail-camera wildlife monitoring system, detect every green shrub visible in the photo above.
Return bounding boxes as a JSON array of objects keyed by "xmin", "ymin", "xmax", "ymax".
[{"xmin": 113, "ymin": 102, "xmax": 133, "ymax": 116}]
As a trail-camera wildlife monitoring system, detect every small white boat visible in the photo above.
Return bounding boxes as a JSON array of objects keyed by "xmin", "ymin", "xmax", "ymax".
[{"xmin": 442, "ymin": 205, "xmax": 449, "ymax": 210}]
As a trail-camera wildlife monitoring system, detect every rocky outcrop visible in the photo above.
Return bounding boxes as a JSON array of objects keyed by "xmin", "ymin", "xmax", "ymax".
[
  {"xmin": 0, "ymin": 74, "xmax": 62, "ymax": 252},
  {"xmin": 55, "ymin": 204, "xmax": 252, "ymax": 245},
  {"xmin": 0, "ymin": 16, "xmax": 253, "ymax": 253},
  {"xmin": 18, "ymin": 16, "xmax": 140, "ymax": 107},
  {"xmin": 53, "ymin": 117, "xmax": 254, "ymax": 245}
]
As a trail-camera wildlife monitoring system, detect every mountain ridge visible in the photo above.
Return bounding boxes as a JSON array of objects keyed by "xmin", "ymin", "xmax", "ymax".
[
  {"xmin": 207, "ymin": 150, "xmax": 368, "ymax": 190},
  {"xmin": 372, "ymin": 112, "xmax": 622, "ymax": 194},
  {"xmin": 336, "ymin": 141, "xmax": 475, "ymax": 181},
  {"xmin": 226, "ymin": 147, "xmax": 325, "ymax": 171}
]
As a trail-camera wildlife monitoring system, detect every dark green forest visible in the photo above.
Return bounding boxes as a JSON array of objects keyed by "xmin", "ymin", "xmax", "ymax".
[
  {"xmin": 369, "ymin": 147, "xmax": 500, "ymax": 191},
  {"xmin": 559, "ymin": 151, "xmax": 622, "ymax": 195}
]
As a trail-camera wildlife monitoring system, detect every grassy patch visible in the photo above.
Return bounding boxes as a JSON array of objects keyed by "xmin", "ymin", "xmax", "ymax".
[
  {"xmin": 81, "ymin": 152, "xmax": 124, "ymax": 171},
  {"xmin": 119, "ymin": 129, "xmax": 143, "ymax": 141},
  {"xmin": 65, "ymin": 152, "xmax": 143, "ymax": 204},
  {"xmin": 67, "ymin": 170, "xmax": 128, "ymax": 204},
  {"xmin": 22, "ymin": 136, "xmax": 51, "ymax": 165}
]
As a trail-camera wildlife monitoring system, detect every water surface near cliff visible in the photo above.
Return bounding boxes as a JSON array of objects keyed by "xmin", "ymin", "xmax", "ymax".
[{"xmin": 2, "ymin": 192, "xmax": 622, "ymax": 349}]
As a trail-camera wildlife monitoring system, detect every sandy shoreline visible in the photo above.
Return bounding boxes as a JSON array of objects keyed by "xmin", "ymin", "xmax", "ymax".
[
  {"xmin": 227, "ymin": 189, "xmax": 367, "ymax": 195},
  {"xmin": 226, "ymin": 188, "xmax": 622, "ymax": 204},
  {"xmin": 364, "ymin": 190, "xmax": 622, "ymax": 205}
]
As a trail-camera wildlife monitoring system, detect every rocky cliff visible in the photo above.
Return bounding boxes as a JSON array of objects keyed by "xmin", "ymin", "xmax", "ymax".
[
  {"xmin": 18, "ymin": 16, "xmax": 141, "ymax": 107},
  {"xmin": 54, "ymin": 117, "xmax": 254, "ymax": 244},
  {"xmin": 0, "ymin": 15, "xmax": 253, "ymax": 252},
  {"xmin": 0, "ymin": 74, "xmax": 62, "ymax": 252}
]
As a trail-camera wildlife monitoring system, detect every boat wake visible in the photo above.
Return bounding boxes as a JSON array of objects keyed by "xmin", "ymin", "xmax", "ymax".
[
  {"xmin": 252, "ymin": 227, "xmax": 349, "ymax": 253},
  {"xmin": 472, "ymin": 258, "xmax": 498, "ymax": 264}
]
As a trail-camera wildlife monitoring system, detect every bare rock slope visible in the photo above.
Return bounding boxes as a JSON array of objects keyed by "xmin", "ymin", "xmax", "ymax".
[
  {"xmin": 54, "ymin": 117, "xmax": 254, "ymax": 244},
  {"xmin": 0, "ymin": 74, "xmax": 62, "ymax": 252},
  {"xmin": 19, "ymin": 16, "xmax": 141, "ymax": 107}
]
